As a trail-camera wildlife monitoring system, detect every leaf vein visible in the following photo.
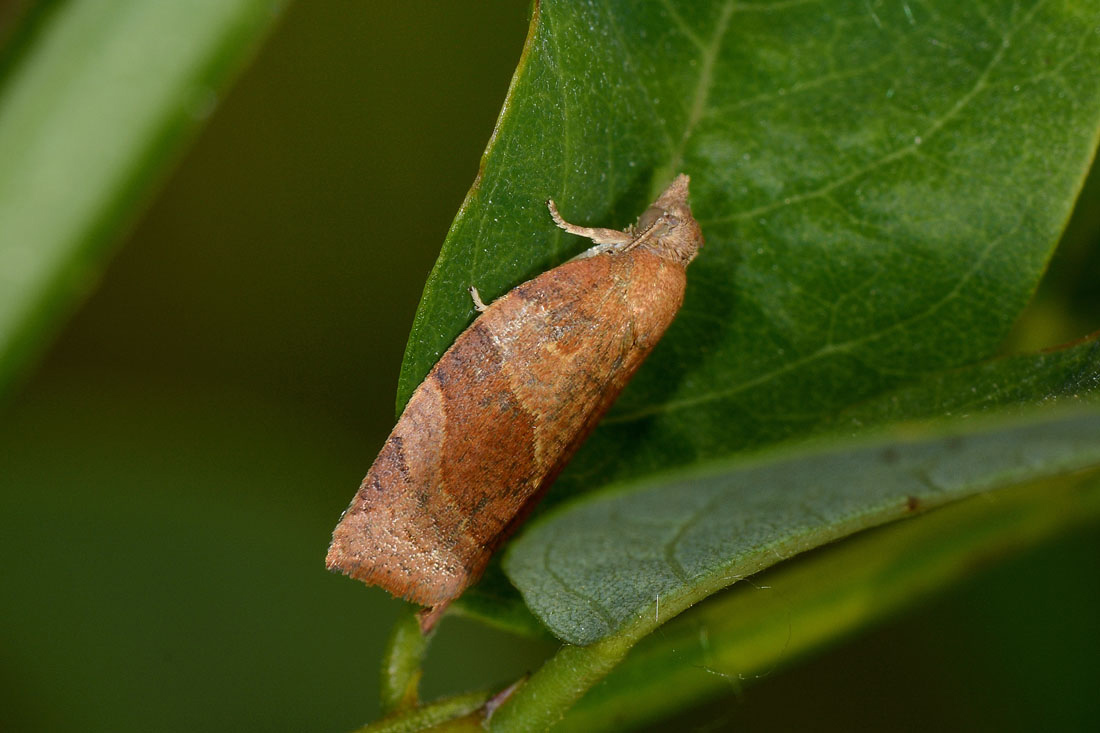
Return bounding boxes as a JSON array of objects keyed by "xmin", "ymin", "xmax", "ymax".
[{"xmin": 706, "ymin": 0, "xmax": 1041, "ymax": 226}]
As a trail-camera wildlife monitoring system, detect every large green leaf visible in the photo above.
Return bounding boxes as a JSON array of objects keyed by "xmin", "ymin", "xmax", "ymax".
[
  {"xmin": 364, "ymin": 0, "xmax": 1100, "ymax": 727},
  {"xmin": 337, "ymin": 335, "xmax": 1100, "ymax": 731},
  {"xmin": 378, "ymin": 0, "xmax": 1100, "ymax": 723},
  {"xmin": 487, "ymin": 415, "xmax": 1100, "ymax": 730},
  {"xmin": 502, "ymin": 333, "xmax": 1099, "ymax": 642},
  {"xmin": 833, "ymin": 333, "xmax": 1100, "ymax": 426},
  {"xmin": 408, "ymin": 0, "xmax": 1100, "ymax": 633},
  {"xmin": 0, "ymin": 0, "xmax": 284, "ymax": 394},
  {"xmin": 397, "ymin": 0, "xmax": 1100, "ymax": 505},
  {"xmin": 457, "ymin": 335, "xmax": 1100, "ymax": 637},
  {"xmin": 486, "ymin": 336, "xmax": 1100, "ymax": 726},
  {"xmin": 506, "ymin": 402, "xmax": 1100, "ymax": 645},
  {"xmin": 558, "ymin": 468, "xmax": 1100, "ymax": 730}
]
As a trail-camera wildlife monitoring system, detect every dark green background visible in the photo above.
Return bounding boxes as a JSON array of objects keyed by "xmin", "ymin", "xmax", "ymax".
[{"xmin": 2, "ymin": 2, "xmax": 1097, "ymax": 731}]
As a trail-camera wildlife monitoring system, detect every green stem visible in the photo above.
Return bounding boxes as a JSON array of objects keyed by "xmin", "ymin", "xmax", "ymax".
[
  {"xmin": 353, "ymin": 690, "xmax": 492, "ymax": 733},
  {"xmin": 487, "ymin": 630, "xmax": 637, "ymax": 732},
  {"xmin": 380, "ymin": 604, "xmax": 431, "ymax": 715}
]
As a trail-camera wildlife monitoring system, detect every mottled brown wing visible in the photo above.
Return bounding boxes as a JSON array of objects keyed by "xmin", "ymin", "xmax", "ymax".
[{"xmin": 326, "ymin": 249, "xmax": 686, "ymax": 608}]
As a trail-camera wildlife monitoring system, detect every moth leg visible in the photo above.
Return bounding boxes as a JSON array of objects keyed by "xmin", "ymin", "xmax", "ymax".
[
  {"xmin": 418, "ymin": 601, "xmax": 449, "ymax": 634},
  {"xmin": 468, "ymin": 285, "xmax": 489, "ymax": 313},
  {"xmin": 547, "ymin": 199, "xmax": 633, "ymax": 247}
]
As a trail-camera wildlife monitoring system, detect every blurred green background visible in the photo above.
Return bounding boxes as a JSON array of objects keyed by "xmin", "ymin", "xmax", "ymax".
[{"xmin": 2, "ymin": 2, "xmax": 1098, "ymax": 731}]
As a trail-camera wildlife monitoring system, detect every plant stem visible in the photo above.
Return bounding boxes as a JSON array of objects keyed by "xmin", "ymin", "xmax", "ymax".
[
  {"xmin": 380, "ymin": 604, "xmax": 431, "ymax": 715},
  {"xmin": 354, "ymin": 690, "xmax": 492, "ymax": 733},
  {"xmin": 487, "ymin": 632, "xmax": 636, "ymax": 732}
]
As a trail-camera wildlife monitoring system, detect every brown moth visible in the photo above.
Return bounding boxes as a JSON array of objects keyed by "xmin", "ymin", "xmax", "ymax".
[{"xmin": 326, "ymin": 174, "xmax": 703, "ymax": 630}]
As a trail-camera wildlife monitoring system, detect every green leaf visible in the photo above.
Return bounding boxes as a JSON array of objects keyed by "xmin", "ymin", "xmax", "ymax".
[
  {"xmin": 506, "ymin": 399, "xmax": 1100, "ymax": 645},
  {"xmin": 488, "ymin": 334, "xmax": 1100, "ymax": 724},
  {"xmin": 425, "ymin": 0, "xmax": 1100, "ymax": 635},
  {"xmin": 558, "ymin": 468, "xmax": 1100, "ymax": 731},
  {"xmin": 383, "ymin": 0, "xmax": 1100, "ymax": 723},
  {"xmin": 487, "ymin": 406, "xmax": 1100, "ymax": 730},
  {"xmin": 832, "ymin": 333, "xmax": 1100, "ymax": 427},
  {"xmin": 0, "ymin": 0, "xmax": 285, "ymax": 395},
  {"xmin": 503, "ymin": 335, "xmax": 1100, "ymax": 644},
  {"xmin": 397, "ymin": 0, "xmax": 1100, "ymax": 504}
]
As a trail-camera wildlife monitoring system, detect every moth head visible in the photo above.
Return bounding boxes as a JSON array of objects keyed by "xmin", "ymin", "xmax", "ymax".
[{"xmin": 634, "ymin": 174, "xmax": 703, "ymax": 265}]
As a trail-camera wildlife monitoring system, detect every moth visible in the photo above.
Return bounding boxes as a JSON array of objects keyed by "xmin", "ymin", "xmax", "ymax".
[{"xmin": 326, "ymin": 174, "xmax": 703, "ymax": 629}]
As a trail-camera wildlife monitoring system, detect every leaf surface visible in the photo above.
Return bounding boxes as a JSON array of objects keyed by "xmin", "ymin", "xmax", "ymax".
[
  {"xmin": 505, "ymin": 334, "xmax": 1100, "ymax": 642},
  {"xmin": 398, "ymin": 0, "xmax": 1100, "ymax": 503},
  {"xmin": 557, "ymin": 468, "xmax": 1100, "ymax": 730},
  {"xmin": 484, "ymin": 336, "xmax": 1100, "ymax": 727},
  {"xmin": 414, "ymin": 0, "xmax": 1100, "ymax": 634},
  {"xmin": 506, "ymin": 400, "xmax": 1100, "ymax": 644}
]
